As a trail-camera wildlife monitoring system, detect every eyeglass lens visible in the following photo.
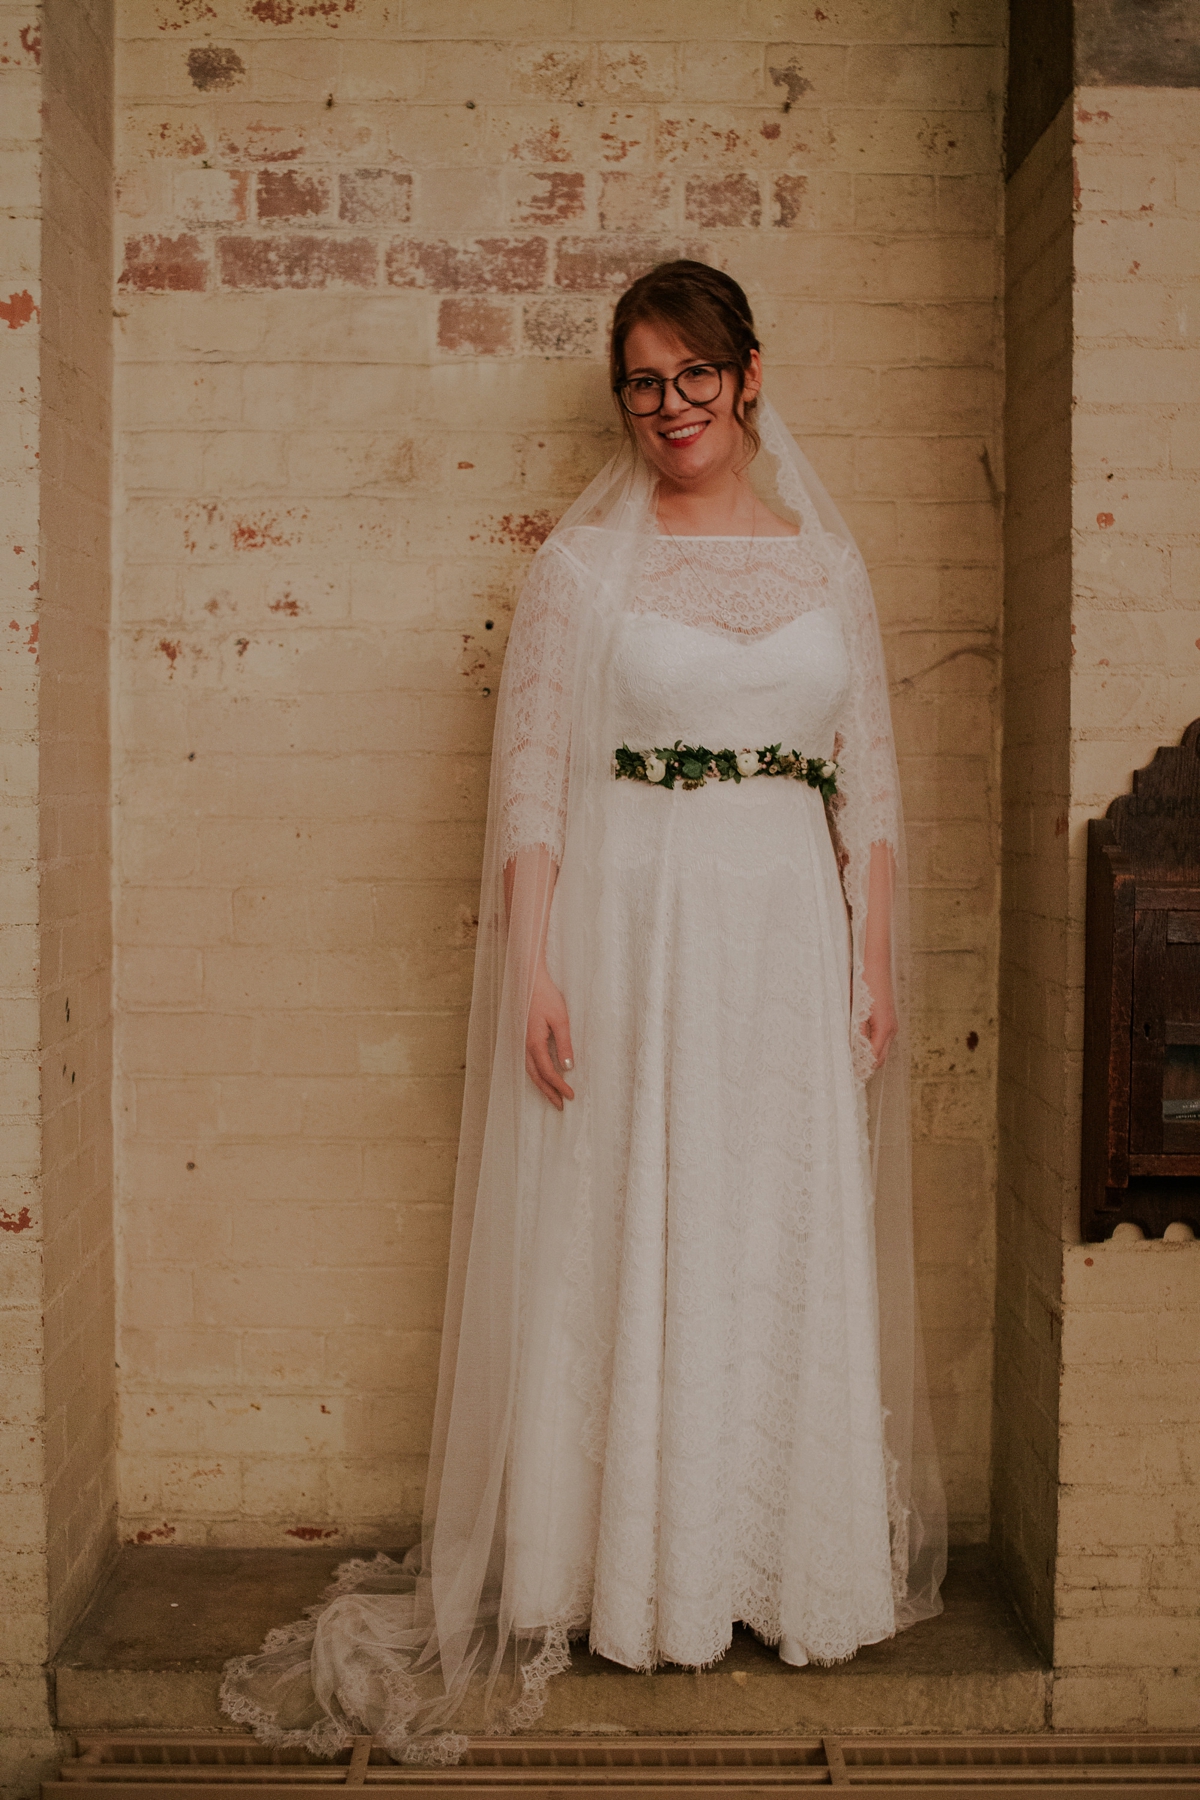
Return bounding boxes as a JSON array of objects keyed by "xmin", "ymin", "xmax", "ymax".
[{"xmin": 620, "ymin": 366, "xmax": 724, "ymax": 415}]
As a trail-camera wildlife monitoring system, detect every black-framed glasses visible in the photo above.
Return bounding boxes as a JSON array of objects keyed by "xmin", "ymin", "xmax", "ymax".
[{"xmin": 614, "ymin": 362, "xmax": 734, "ymax": 417}]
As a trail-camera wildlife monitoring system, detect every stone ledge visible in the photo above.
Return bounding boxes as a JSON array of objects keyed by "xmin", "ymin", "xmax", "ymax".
[{"xmin": 52, "ymin": 1546, "xmax": 1048, "ymax": 1737}]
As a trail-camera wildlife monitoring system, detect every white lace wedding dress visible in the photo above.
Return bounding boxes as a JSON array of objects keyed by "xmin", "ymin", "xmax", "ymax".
[
  {"xmin": 221, "ymin": 422, "xmax": 941, "ymax": 1761},
  {"xmin": 502, "ymin": 530, "xmax": 897, "ymax": 1670}
]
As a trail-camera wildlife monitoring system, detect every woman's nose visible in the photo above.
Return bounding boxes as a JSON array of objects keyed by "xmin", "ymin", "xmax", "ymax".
[{"xmin": 659, "ymin": 381, "xmax": 688, "ymax": 416}]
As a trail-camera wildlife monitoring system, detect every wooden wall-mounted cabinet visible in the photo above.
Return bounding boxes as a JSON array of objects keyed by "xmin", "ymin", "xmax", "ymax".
[{"xmin": 1082, "ymin": 719, "xmax": 1200, "ymax": 1241}]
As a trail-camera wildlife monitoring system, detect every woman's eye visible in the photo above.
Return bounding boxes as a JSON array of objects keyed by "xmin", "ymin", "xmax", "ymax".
[
  {"xmin": 685, "ymin": 366, "xmax": 713, "ymax": 379},
  {"xmin": 631, "ymin": 378, "xmax": 659, "ymax": 391}
]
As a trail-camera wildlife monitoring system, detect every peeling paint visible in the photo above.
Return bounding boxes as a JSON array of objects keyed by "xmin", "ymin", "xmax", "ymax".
[
  {"xmin": 232, "ymin": 515, "xmax": 293, "ymax": 551},
  {"xmin": 285, "ymin": 1524, "xmax": 339, "ymax": 1540},
  {"xmin": 130, "ymin": 1521, "xmax": 177, "ymax": 1543},
  {"xmin": 0, "ymin": 290, "xmax": 38, "ymax": 329},
  {"xmin": 493, "ymin": 511, "xmax": 555, "ymax": 551},
  {"xmin": 186, "ymin": 46, "xmax": 244, "ymax": 90}
]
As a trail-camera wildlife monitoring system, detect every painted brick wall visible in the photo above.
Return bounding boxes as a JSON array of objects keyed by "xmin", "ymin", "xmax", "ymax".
[
  {"xmin": 0, "ymin": 2, "xmax": 115, "ymax": 1795},
  {"xmin": 113, "ymin": 0, "xmax": 1005, "ymax": 1548},
  {"xmin": 995, "ymin": 95, "xmax": 1074, "ymax": 1659},
  {"xmin": 39, "ymin": 0, "xmax": 118, "ymax": 1657},
  {"xmin": 1051, "ymin": 86, "xmax": 1200, "ymax": 1732},
  {"xmin": 0, "ymin": 1, "xmax": 54, "ymax": 1789}
]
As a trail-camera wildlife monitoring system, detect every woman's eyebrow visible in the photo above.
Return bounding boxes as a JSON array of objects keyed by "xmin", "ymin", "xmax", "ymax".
[{"xmin": 624, "ymin": 356, "xmax": 705, "ymax": 376}]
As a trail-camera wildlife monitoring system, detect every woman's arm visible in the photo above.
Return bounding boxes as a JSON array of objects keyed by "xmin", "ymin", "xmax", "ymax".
[
  {"xmin": 504, "ymin": 846, "xmax": 575, "ymax": 1109},
  {"xmin": 862, "ymin": 840, "xmax": 897, "ymax": 1069}
]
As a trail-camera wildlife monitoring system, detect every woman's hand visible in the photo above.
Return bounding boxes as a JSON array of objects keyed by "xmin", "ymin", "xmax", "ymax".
[
  {"xmin": 861, "ymin": 840, "xmax": 897, "ymax": 1070},
  {"xmin": 863, "ymin": 978, "xmax": 898, "ymax": 1069},
  {"xmin": 526, "ymin": 966, "xmax": 575, "ymax": 1108}
]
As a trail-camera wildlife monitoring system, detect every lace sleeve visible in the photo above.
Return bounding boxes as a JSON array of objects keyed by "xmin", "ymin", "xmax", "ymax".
[
  {"xmin": 495, "ymin": 540, "xmax": 583, "ymax": 868},
  {"xmin": 831, "ymin": 546, "xmax": 899, "ymax": 861}
]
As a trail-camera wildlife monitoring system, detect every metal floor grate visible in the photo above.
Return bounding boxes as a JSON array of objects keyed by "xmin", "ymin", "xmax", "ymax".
[{"xmin": 45, "ymin": 1734, "xmax": 1200, "ymax": 1797}]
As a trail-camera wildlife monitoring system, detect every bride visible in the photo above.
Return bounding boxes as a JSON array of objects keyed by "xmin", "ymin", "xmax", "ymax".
[{"xmin": 222, "ymin": 260, "xmax": 946, "ymax": 1761}]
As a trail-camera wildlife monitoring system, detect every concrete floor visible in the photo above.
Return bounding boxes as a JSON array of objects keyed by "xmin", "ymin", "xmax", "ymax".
[{"xmin": 53, "ymin": 1546, "xmax": 1048, "ymax": 1737}]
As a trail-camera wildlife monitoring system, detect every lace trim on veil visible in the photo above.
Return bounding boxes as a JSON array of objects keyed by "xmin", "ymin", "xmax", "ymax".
[{"xmin": 219, "ymin": 1552, "xmax": 574, "ymax": 1766}]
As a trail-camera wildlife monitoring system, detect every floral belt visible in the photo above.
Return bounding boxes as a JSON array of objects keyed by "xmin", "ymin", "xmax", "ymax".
[{"xmin": 615, "ymin": 742, "xmax": 840, "ymax": 798}]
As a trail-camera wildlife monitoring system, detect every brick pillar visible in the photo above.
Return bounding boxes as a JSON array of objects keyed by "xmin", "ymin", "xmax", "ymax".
[
  {"xmin": 0, "ymin": 4, "xmax": 115, "ymax": 1795},
  {"xmin": 998, "ymin": 0, "xmax": 1200, "ymax": 1717}
]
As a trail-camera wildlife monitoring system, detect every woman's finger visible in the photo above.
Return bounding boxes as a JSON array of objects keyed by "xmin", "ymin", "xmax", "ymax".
[
  {"xmin": 527, "ymin": 1016, "xmax": 574, "ymax": 1107},
  {"xmin": 526, "ymin": 1047, "xmax": 561, "ymax": 1108},
  {"xmin": 551, "ymin": 1010, "xmax": 575, "ymax": 1075}
]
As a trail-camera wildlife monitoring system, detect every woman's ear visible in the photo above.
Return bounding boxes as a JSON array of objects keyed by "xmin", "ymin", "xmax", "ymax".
[{"xmin": 742, "ymin": 347, "xmax": 763, "ymax": 403}]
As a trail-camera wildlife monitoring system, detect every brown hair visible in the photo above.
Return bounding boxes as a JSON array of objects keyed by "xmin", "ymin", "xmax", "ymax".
[{"xmin": 609, "ymin": 260, "xmax": 762, "ymax": 460}]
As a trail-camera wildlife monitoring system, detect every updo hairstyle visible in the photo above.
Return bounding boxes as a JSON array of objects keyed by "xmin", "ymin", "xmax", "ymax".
[{"xmin": 609, "ymin": 260, "xmax": 762, "ymax": 461}]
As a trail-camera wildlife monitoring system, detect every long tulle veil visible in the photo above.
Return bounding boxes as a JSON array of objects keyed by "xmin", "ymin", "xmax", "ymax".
[{"xmin": 220, "ymin": 397, "xmax": 946, "ymax": 1763}]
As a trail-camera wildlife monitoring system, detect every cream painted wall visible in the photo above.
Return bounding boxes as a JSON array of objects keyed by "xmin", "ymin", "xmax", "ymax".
[
  {"xmin": 1052, "ymin": 86, "xmax": 1200, "ymax": 1733},
  {"xmin": 111, "ymin": 0, "xmax": 1005, "ymax": 1550},
  {"xmin": 0, "ymin": 1, "xmax": 116, "ymax": 1795},
  {"xmin": 998, "ymin": 82, "xmax": 1200, "ymax": 1718}
]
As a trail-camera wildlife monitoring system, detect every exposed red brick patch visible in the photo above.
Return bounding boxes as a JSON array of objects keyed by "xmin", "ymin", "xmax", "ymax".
[
  {"xmin": 773, "ymin": 174, "xmax": 809, "ymax": 228},
  {"xmin": 232, "ymin": 513, "xmax": 295, "ymax": 550},
  {"xmin": 492, "ymin": 511, "xmax": 555, "ymax": 551},
  {"xmin": 0, "ymin": 1206, "xmax": 32, "ymax": 1233},
  {"xmin": 685, "ymin": 174, "xmax": 761, "ymax": 230},
  {"xmin": 1096, "ymin": 512, "xmax": 1114, "ymax": 528},
  {"xmin": 510, "ymin": 171, "xmax": 585, "ymax": 225},
  {"xmin": 8, "ymin": 23, "xmax": 41, "ymax": 64},
  {"xmin": 599, "ymin": 172, "xmax": 671, "ymax": 232},
  {"xmin": 1054, "ymin": 813, "xmax": 1069, "ymax": 836},
  {"xmin": 146, "ymin": 118, "xmax": 208, "ymax": 159},
  {"xmin": 156, "ymin": 0, "xmax": 216, "ymax": 26},
  {"xmin": 269, "ymin": 594, "xmax": 301, "ymax": 615},
  {"xmin": 554, "ymin": 236, "xmax": 681, "ymax": 293},
  {"xmin": 760, "ymin": 121, "xmax": 781, "ymax": 141},
  {"xmin": 387, "ymin": 237, "xmax": 548, "ymax": 294},
  {"xmin": 285, "ymin": 1524, "xmax": 339, "ymax": 1540},
  {"xmin": 1072, "ymin": 158, "xmax": 1081, "ymax": 209},
  {"xmin": 256, "ymin": 169, "xmax": 331, "ymax": 221},
  {"xmin": 509, "ymin": 118, "xmax": 571, "ymax": 163},
  {"xmin": 250, "ymin": 0, "xmax": 365, "ymax": 21},
  {"xmin": 338, "ymin": 169, "xmax": 411, "ymax": 225},
  {"xmin": 158, "ymin": 639, "xmax": 182, "ymax": 673},
  {"xmin": 0, "ymin": 289, "xmax": 38, "ymax": 329},
  {"xmin": 120, "ymin": 233, "xmax": 208, "ymax": 293},
  {"xmin": 186, "ymin": 45, "xmax": 244, "ymax": 89},
  {"xmin": 438, "ymin": 297, "xmax": 513, "ymax": 355},
  {"xmin": 523, "ymin": 298, "xmax": 598, "ymax": 357},
  {"xmin": 218, "ymin": 234, "xmax": 375, "ymax": 289},
  {"xmin": 218, "ymin": 120, "xmax": 304, "ymax": 163},
  {"xmin": 131, "ymin": 1521, "xmax": 177, "ymax": 1543}
]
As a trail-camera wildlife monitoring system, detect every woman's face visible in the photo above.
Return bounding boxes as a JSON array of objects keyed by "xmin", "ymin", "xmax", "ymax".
[{"xmin": 619, "ymin": 317, "xmax": 762, "ymax": 490}]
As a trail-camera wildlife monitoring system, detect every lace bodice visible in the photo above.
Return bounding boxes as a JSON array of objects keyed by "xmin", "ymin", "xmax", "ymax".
[{"xmin": 498, "ymin": 530, "xmax": 896, "ymax": 868}]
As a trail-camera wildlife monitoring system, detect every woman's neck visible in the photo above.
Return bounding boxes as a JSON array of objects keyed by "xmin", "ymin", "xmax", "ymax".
[
  {"xmin": 654, "ymin": 474, "xmax": 798, "ymax": 540},
  {"xmin": 655, "ymin": 472, "xmax": 756, "ymax": 537}
]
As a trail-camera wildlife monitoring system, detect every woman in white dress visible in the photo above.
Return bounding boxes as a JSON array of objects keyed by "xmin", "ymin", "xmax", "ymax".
[{"xmin": 222, "ymin": 261, "xmax": 945, "ymax": 1762}]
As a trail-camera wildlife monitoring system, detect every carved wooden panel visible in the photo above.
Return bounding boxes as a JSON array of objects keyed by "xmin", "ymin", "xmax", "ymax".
[{"xmin": 1082, "ymin": 719, "xmax": 1200, "ymax": 1240}]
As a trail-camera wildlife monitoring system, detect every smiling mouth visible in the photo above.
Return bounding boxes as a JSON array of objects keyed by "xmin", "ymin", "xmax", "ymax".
[{"xmin": 661, "ymin": 421, "xmax": 707, "ymax": 442}]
